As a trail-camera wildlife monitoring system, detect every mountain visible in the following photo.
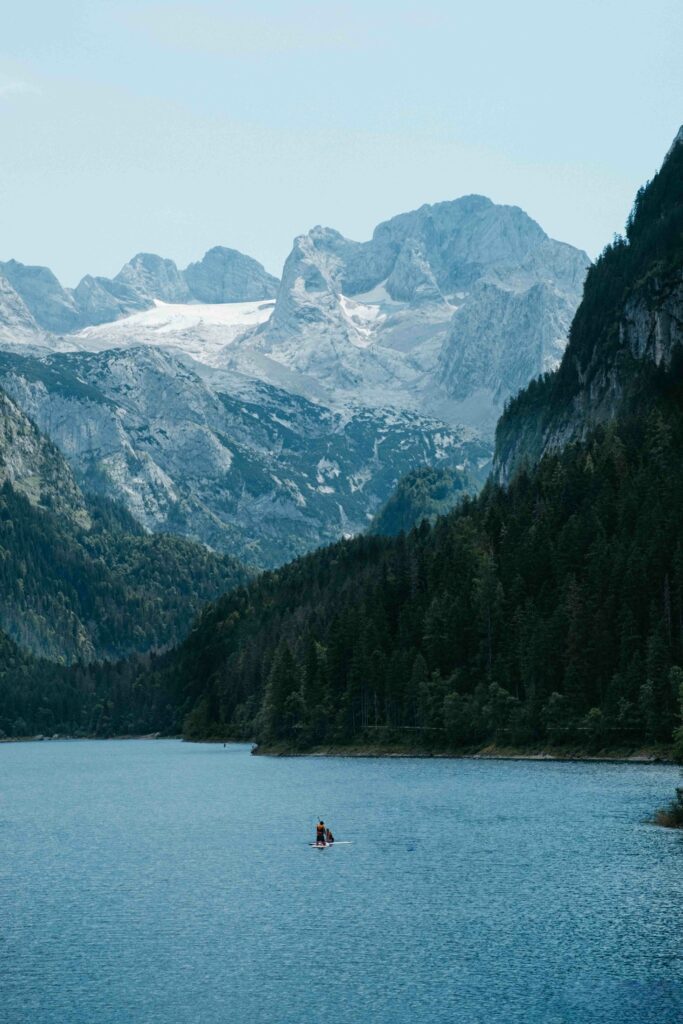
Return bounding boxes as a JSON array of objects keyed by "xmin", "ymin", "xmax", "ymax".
[
  {"xmin": 183, "ymin": 247, "xmax": 279, "ymax": 303},
  {"xmin": 0, "ymin": 346, "xmax": 489, "ymax": 567},
  {"xmin": 0, "ymin": 246, "xmax": 278, "ymax": 335},
  {"xmin": 228, "ymin": 196, "xmax": 588, "ymax": 430},
  {"xmin": 0, "ymin": 198, "xmax": 586, "ymax": 433},
  {"xmin": 0, "ymin": 260, "xmax": 82, "ymax": 334},
  {"xmin": 133, "ymin": 127, "xmax": 683, "ymax": 754},
  {"xmin": 0, "ymin": 386, "xmax": 89, "ymax": 525},
  {"xmin": 0, "ymin": 272, "xmax": 47, "ymax": 345},
  {"xmin": 113, "ymin": 253, "xmax": 193, "ymax": 305},
  {"xmin": 0, "ymin": 383, "xmax": 247, "ymax": 662},
  {"xmin": 495, "ymin": 131, "xmax": 683, "ymax": 482},
  {"xmin": 0, "ymin": 199, "xmax": 584, "ymax": 568}
]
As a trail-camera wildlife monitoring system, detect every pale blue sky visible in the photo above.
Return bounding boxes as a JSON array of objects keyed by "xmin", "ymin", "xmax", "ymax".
[{"xmin": 1, "ymin": 0, "xmax": 681, "ymax": 285}]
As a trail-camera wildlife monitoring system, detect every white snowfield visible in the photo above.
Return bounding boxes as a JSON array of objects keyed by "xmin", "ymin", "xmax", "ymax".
[{"xmin": 73, "ymin": 299, "xmax": 276, "ymax": 366}]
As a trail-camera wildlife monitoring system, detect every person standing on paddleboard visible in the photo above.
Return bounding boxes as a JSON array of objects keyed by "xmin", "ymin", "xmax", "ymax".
[{"xmin": 316, "ymin": 820, "xmax": 326, "ymax": 845}]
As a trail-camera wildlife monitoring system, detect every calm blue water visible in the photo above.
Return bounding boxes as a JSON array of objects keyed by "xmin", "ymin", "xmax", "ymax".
[{"xmin": 0, "ymin": 740, "xmax": 681, "ymax": 1024}]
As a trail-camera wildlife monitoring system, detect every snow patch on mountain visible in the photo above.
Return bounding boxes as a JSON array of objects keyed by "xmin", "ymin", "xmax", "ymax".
[{"xmin": 72, "ymin": 299, "xmax": 275, "ymax": 365}]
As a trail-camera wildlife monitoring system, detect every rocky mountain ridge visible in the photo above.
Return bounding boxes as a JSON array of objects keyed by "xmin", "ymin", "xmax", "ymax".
[
  {"xmin": 0, "ymin": 247, "xmax": 278, "ymax": 334},
  {"xmin": 0, "ymin": 385, "xmax": 90, "ymax": 527},
  {"xmin": 230, "ymin": 195, "xmax": 589, "ymax": 430},
  {"xmin": 0, "ymin": 195, "xmax": 589, "ymax": 565}
]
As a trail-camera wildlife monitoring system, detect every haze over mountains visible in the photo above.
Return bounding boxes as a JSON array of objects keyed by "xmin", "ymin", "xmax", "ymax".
[{"xmin": 0, "ymin": 197, "xmax": 588, "ymax": 565}]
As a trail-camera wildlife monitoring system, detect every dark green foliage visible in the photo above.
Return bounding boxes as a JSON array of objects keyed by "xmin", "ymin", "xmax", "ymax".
[
  {"xmin": 0, "ymin": 628, "xmax": 182, "ymax": 739},
  {"xmin": 370, "ymin": 465, "xmax": 475, "ymax": 537},
  {"xmin": 0, "ymin": 482, "xmax": 248, "ymax": 662}
]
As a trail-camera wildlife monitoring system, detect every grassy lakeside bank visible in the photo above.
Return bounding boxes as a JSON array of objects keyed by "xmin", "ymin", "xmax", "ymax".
[{"xmin": 252, "ymin": 741, "xmax": 675, "ymax": 763}]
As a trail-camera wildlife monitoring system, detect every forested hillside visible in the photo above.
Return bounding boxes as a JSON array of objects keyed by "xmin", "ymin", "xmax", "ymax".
[
  {"xmin": 0, "ymin": 484, "xmax": 247, "ymax": 662},
  {"xmin": 140, "ymin": 129, "xmax": 683, "ymax": 755},
  {"xmin": 369, "ymin": 466, "xmax": 474, "ymax": 537},
  {"xmin": 0, "ymin": 382, "xmax": 247, "ymax": 662},
  {"xmin": 153, "ymin": 397, "xmax": 683, "ymax": 751}
]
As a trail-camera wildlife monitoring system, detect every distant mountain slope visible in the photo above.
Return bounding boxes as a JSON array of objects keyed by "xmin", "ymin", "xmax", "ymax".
[
  {"xmin": 0, "ymin": 347, "xmax": 489, "ymax": 567},
  {"xmin": 0, "ymin": 384, "xmax": 247, "ymax": 662},
  {"xmin": 183, "ymin": 247, "xmax": 279, "ymax": 303},
  {"xmin": 0, "ymin": 273, "xmax": 47, "ymax": 345},
  {"xmin": 0, "ymin": 386, "xmax": 89, "ymax": 525},
  {"xmin": 232, "ymin": 196, "xmax": 588, "ymax": 430}
]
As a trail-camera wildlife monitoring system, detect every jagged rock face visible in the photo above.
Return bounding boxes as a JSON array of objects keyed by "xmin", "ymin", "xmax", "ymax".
[
  {"xmin": 114, "ymin": 253, "xmax": 193, "ymax": 304},
  {"xmin": 507, "ymin": 273, "xmax": 683, "ymax": 472},
  {"xmin": 438, "ymin": 280, "xmax": 571, "ymax": 401},
  {"xmin": 183, "ymin": 247, "xmax": 279, "ymax": 303},
  {"xmin": 245, "ymin": 196, "xmax": 588, "ymax": 430},
  {"xmin": 619, "ymin": 274, "xmax": 683, "ymax": 366},
  {"xmin": 0, "ymin": 260, "xmax": 81, "ymax": 333},
  {"xmin": 493, "ymin": 126, "xmax": 683, "ymax": 484},
  {"xmin": 0, "ymin": 274, "xmax": 43, "ymax": 343},
  {"xmin": 0, "ymin": 386, "xmax": 89, "ymax": 527},
  {"xmin": 0, "ymin": 347, "xmax": 490, "ymax": 568},
  {"xmin": 71, "ymin": 274, "xmax": 151, "ymax": 326}
]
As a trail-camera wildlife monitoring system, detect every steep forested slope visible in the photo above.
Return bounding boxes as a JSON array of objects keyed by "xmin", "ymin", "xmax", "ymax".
[
  {"xmin": 154, "ymin": 397, "xmax": 683, "ymax": 750},
  {"xmin": 0, "ymin": 628, "xmax": 172, "ymax": 739}
]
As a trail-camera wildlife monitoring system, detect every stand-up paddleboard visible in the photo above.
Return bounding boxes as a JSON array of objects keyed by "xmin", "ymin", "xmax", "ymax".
[{"xmin": 308, "ymin": 841, "xmax": 353, "ymax": 848}]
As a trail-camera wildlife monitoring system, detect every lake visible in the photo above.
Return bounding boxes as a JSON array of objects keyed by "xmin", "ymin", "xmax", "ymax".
[{"xmin": 1, "ymin": 740, "xmax": 681, "ymax": 1023}]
